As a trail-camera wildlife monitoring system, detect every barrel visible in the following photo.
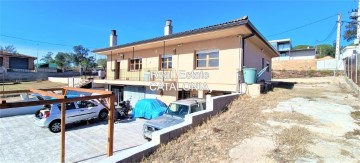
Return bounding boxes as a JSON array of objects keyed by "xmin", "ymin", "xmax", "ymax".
[{"xmin": 243, "ymin": 68, "xmax": 257, "ymax": 84}]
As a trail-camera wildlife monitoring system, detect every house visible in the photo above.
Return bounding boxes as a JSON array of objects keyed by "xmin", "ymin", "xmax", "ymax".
[
  {"xmin": 340, "ymin": 45, "xmax": 358, "ymax": 60},
  {"xmin": 270, "ymin": 38, "xmax": 316, "ymax": 60},
  {"xmin": 92, "ymin": 16, "xmax": 278, "ymax": 106},
  {"xmin": 0, "ymin": 51, "xmax": 36, "ymax": 70}
]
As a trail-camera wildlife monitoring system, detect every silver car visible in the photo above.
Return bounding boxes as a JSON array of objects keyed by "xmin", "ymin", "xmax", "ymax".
[
  {"xmin": 143, "ymin": 98, "xmax": 206, "ymax": 139},
  {"xmin": 33, "ymin": 100, "xmax": 108, "ymax": 133}
]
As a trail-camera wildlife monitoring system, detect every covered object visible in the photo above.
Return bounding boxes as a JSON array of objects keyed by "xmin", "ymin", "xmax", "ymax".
[{"xmin": 132, "ymin": 99, "xmax": 167, "ymax": 119}]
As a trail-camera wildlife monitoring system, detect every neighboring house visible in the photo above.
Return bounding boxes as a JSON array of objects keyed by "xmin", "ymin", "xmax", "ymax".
[
  {"xmin": 270, "ymin": 39, "xmax": 316, "ymax": 60},
  {"xmin": 340, "ymin": 45, "xmax": 358, "ymax": 60},
  {"xmin": 0, "ymin": 51, "xmax": 36, "ymax": 70},
  {"xmin": 92, "ymin": 16, "xmax": 278, "ymax": 106}
]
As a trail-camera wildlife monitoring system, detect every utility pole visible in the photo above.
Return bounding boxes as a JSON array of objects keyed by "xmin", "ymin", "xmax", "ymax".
[
  {"xmin": 334, "ymin": 13, "xmax": 342, "ymax": 77},
  {"xmin": 357, "ymin": 0, "xmax": 360, "ymax": 45}
]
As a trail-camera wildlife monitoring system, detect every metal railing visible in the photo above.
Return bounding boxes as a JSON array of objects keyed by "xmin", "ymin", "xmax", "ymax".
[
  {"xmin": 343, "ymin": 53, "xmax": 359, "ymax": 86},
  {"xmin": 108, "ymin": 67, "xmax": 178, "ymax": 82}
]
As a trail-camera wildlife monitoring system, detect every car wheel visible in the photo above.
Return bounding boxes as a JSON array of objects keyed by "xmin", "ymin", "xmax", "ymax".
[
  {"xmin": 49, "ymin": 120, "xmax": 61, "ymax": 133},
  {"xmin": 98, "ymin": 109, "xmax": 108, "ymax": 120}
]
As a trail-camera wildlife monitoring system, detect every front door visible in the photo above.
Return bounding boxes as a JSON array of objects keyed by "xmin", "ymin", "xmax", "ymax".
[
  {"xmin": 111, "ymin": 86, "xmax": 124, "ymax": 105},
  {"xmin": 114, "ymin": 61, "xmax": 120, "ymax": 79}
]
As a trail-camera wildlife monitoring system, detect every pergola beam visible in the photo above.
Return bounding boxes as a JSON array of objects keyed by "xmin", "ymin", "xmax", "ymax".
[
  {"xmin": 63, "ymin": 87, "xmax": 112, "ymax": 95},
  {"xmin": 30, "ymin": 89, "xmax": 65, "ymax": 99},
  {"xmin": 0, "ymin": 94, "xmax": 111, "ymax": 109},
  {"xmin": 0, "ymin": 88, "xmax": 63, "ymax": 94},
  {"xmin": 0, "ymin": 87, "xmax": 115, "ymax": 162}
]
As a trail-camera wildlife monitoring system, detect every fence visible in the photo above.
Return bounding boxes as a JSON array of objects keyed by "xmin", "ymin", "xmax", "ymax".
[{"xmin": 343, "ymin": 53, "xmax": 359, "ymax": 87}]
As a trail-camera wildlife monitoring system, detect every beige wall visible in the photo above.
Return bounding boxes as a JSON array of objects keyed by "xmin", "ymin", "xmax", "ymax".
[
  {"xmin": 105, "ymin": 35, "xmax": 275, "ymax": 92},
  {"xmin": 244, "ymin": 39, "xmax": 272, "ymax": 81},
  {"xmin": 106, "ymin": 36, "xmax": 241, "ymax": 92}
]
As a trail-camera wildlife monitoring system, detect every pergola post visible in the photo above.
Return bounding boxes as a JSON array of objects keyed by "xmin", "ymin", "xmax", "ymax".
[
  {"xmin": 107, "ymin": 94, "xmax": 115, "ymax": 156},
  {"xmin": 61, "ymin": 89, "xmax": 66, "ymax": 163}
]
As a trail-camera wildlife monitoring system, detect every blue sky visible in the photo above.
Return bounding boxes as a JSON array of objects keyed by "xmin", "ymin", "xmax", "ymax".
[{"xmin": 0, "ymin": 0, "xmax": 357, "ymax": 62}]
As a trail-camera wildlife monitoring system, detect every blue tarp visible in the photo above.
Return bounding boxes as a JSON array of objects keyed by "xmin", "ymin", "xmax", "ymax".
[{"xmin": 132, "ymin": 99, "xmax": 167, "ymax": 119}]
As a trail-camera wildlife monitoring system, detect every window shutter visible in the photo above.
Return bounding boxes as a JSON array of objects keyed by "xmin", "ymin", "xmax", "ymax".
[
  {"xmin": 193, "ymin": 50, "xmax": 197, "ymax": 70},
  {"xmin": 159, "ymin": 54, "xmax": 162, "ymax": 70},
  {"xmin": 128, "ymin": 58, "xmax": 131, "ymax": 71}
]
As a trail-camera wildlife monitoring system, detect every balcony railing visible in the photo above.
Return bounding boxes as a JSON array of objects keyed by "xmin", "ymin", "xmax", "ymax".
[{"xmin": 109, "ymin": 68, "xmax": 178, "ymax": 82}]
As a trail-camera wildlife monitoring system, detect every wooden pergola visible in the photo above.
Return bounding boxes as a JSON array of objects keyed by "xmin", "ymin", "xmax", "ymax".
[{"xmin": 0, "ymin": 87, "xmax": 115, "ymax": 163}]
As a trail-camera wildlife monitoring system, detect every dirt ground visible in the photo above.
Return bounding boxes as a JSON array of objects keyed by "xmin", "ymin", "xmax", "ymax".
[
  {"xmin": 142, "ymin": 77, "xmax": 360, "ymax": 162},
  {"xmin": 0, "ymin": 81, "xmax": 67, "ymax": 102},
  {"xmin": 1, "ymin": 80, "xmax": 67, "ymax": 91}
]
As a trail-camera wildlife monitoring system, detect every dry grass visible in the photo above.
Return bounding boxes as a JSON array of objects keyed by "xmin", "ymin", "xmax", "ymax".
[
  {"xmin": 340, "ymin": 149, "xmax": 354, "ymax": 158},
  {"xmin": 272, "ymin": 126, "xmax": 313, "ymax": 161},
  {"xmin": 142, "ymin": 88, "xmax": 293, "ymax": 162},
  {"xmin": 267, "ymin": 112, "xmax": 315, "ymax": 125},
  {"xmin": 344, "ymin": 130, "xmax": 360, "ymax": 139},
  {"xmin": 351, "ymin": 111, "xmax": 360, "ymax": 120},
  {"xmin": 2, "ymin": 80, "xmax": 66, "ymax": 91}
]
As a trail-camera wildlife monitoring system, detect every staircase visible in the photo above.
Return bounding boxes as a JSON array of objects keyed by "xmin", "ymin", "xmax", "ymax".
[{"xmin": 74, "ymin": 78, "xmax": 92, "ymax": 88}]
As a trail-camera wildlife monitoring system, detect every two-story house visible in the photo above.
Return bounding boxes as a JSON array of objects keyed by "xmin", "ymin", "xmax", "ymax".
[
  {"xmin": 92, "ymin": 16, "xmax": 278, "ymax": 106},
  {"xmin": 270, "ymin": 38, "xmax": 316, "ymax": 60}
]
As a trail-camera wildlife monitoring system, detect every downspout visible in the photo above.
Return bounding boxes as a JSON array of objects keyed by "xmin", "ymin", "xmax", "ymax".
[
  {"xmin": 237, "ymin": 33, "xmax": 254, "ymax": 93},
  {"xmin": 163, "ymin": 41, "xmax": 165, "ymax": 82},
  {"xmin": 110, "ymin": 51, "xmax": 113, "ymax": 79}
]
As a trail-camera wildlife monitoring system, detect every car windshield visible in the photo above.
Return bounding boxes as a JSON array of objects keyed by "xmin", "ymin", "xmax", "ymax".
[{"xmin": 165, "ymin": 103, "xmax": 189, "ymax": 118}]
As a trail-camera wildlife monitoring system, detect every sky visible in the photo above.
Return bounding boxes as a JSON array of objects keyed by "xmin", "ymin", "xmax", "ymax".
[{"xmin": 0, "ymin": 0, "xmax": 358, "ymax": 63}]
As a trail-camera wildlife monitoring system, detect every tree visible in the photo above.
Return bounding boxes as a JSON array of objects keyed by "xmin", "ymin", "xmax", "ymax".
[
  {"xmin": 71, "ymin": 45, "xmax": 89, "ymax": 66},
  {"xmin": 96, "ymin": 58, "xmax": 107, "ymax": 69},
  {"xmin": 343, "ymin": 21, "xmax": 357, "ymax": 42},
  {"xmin": 0, "ymin": 45, "xmax": 17, "ymax": 54},
  {"xmin": 41, "ymin": 52, "xmax": 55, "ymax": 64},
  {"xmin": 316, "ymin": 44, "xmax": 335, "ymax": 57},
  {"xmin": 80, "ymin": 56, "xmax": 97, "ymax": 70},
  {"xmin": 293, "ymin": 45, "xmax": 314, "ymax": 50},
  {"xmin": 55, "ymin": 52, "xmax": 70, "ymax": 71}
]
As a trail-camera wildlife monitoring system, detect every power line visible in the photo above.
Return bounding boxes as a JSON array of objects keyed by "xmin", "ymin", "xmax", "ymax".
[
  {"xmin": 316, "ymin": 22, "xmax": 337, "ymax": 43},
  {"xmin": 0, "ymin": 34, "xmax": 95, "ymax": 49},
  {"xmin": 266, "ymin": 14, "xmax": 338, "ymax": 38}
]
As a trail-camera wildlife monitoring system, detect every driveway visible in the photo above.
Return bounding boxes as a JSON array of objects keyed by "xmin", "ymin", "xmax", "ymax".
[{"xmin": 0, "ymin": 115, "xmax": 148, "ymax": 162}]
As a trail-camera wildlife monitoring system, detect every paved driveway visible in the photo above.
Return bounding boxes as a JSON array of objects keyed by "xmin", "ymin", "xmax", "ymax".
[{"xmin": 0, "ymin": 115, "xmax": 148, "ymax": 162}]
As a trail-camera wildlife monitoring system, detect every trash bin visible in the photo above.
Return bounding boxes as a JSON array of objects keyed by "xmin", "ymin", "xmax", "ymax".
[{"xmin": 243, "ymin": 67, "xmax": 257, "ymax": 84}]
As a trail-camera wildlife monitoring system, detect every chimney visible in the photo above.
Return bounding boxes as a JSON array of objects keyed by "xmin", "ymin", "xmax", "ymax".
[
  {"xmin": 164, "ymin": 20, "xmax": 173, "ymax": 36},
  {"xmin": 110, "ymin": 30, "xmax": 117, "ymax": 47}
]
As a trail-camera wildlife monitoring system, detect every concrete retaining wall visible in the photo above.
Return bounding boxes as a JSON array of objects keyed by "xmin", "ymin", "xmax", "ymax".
[
  {"xmin": 0, "ymin": 71, "xmax": 80, "ymax": 82},
  {"xmin": 98, "ymin": 93, "xmax": 240, "ymax": 163},
  {"xmin": 48, "ymin": 77, "xmax": 82, "ymax": 87}
]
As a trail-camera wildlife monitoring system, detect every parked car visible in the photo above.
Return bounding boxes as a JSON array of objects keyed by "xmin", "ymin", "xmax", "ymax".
[
  {"xmin": 143, "ymin": 98, "xmax": 206, "ymax": 139},
  {"xmin": 0, "ymin": 93, "xmax": 51, "ymax": 118},
  {"xmin": 33, "ymin": 99, "xmax": 108, "ymax": 133}
]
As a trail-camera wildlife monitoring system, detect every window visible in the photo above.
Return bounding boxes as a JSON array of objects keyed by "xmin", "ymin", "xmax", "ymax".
[
  {"xmin": 129, "ymin": 58, "xmax": 142, "ymax": 71},
  {"xmin": 196, "ymin": 50, "xmax": 219, "ymax": 68},
  {"xmin": 58, "ymin": 102, "xmax": 77, "ymax": 110},
  {"xmin": 166, "ymin": 103, "xmax": 189, "ymax": 118},
  {"xmin": 190, "ymin": 104, "xmax": 202, "ymax": 113},
  {"xmin": 160, "ymin": 54, "xmax": 172, "ymax": 69},
  {"xmin": 280, "ymin": 52, "xmax": 287, "ymax": 57},
  {"xmin": 262, "ymin": 58, "xmax": 264, "ymax": 69},
  {"xmin": 77, "ymin": 100, "xmax": 97, "ymax": 108},
  {"xmin": 202, "ymin": 102, "xmax": 206, "ymax": 110}
]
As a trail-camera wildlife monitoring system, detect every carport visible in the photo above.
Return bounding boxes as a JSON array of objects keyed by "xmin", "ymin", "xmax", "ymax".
[{"xmin": 0, "ymin": 87, "xmax": 116, "ymax": 163}]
